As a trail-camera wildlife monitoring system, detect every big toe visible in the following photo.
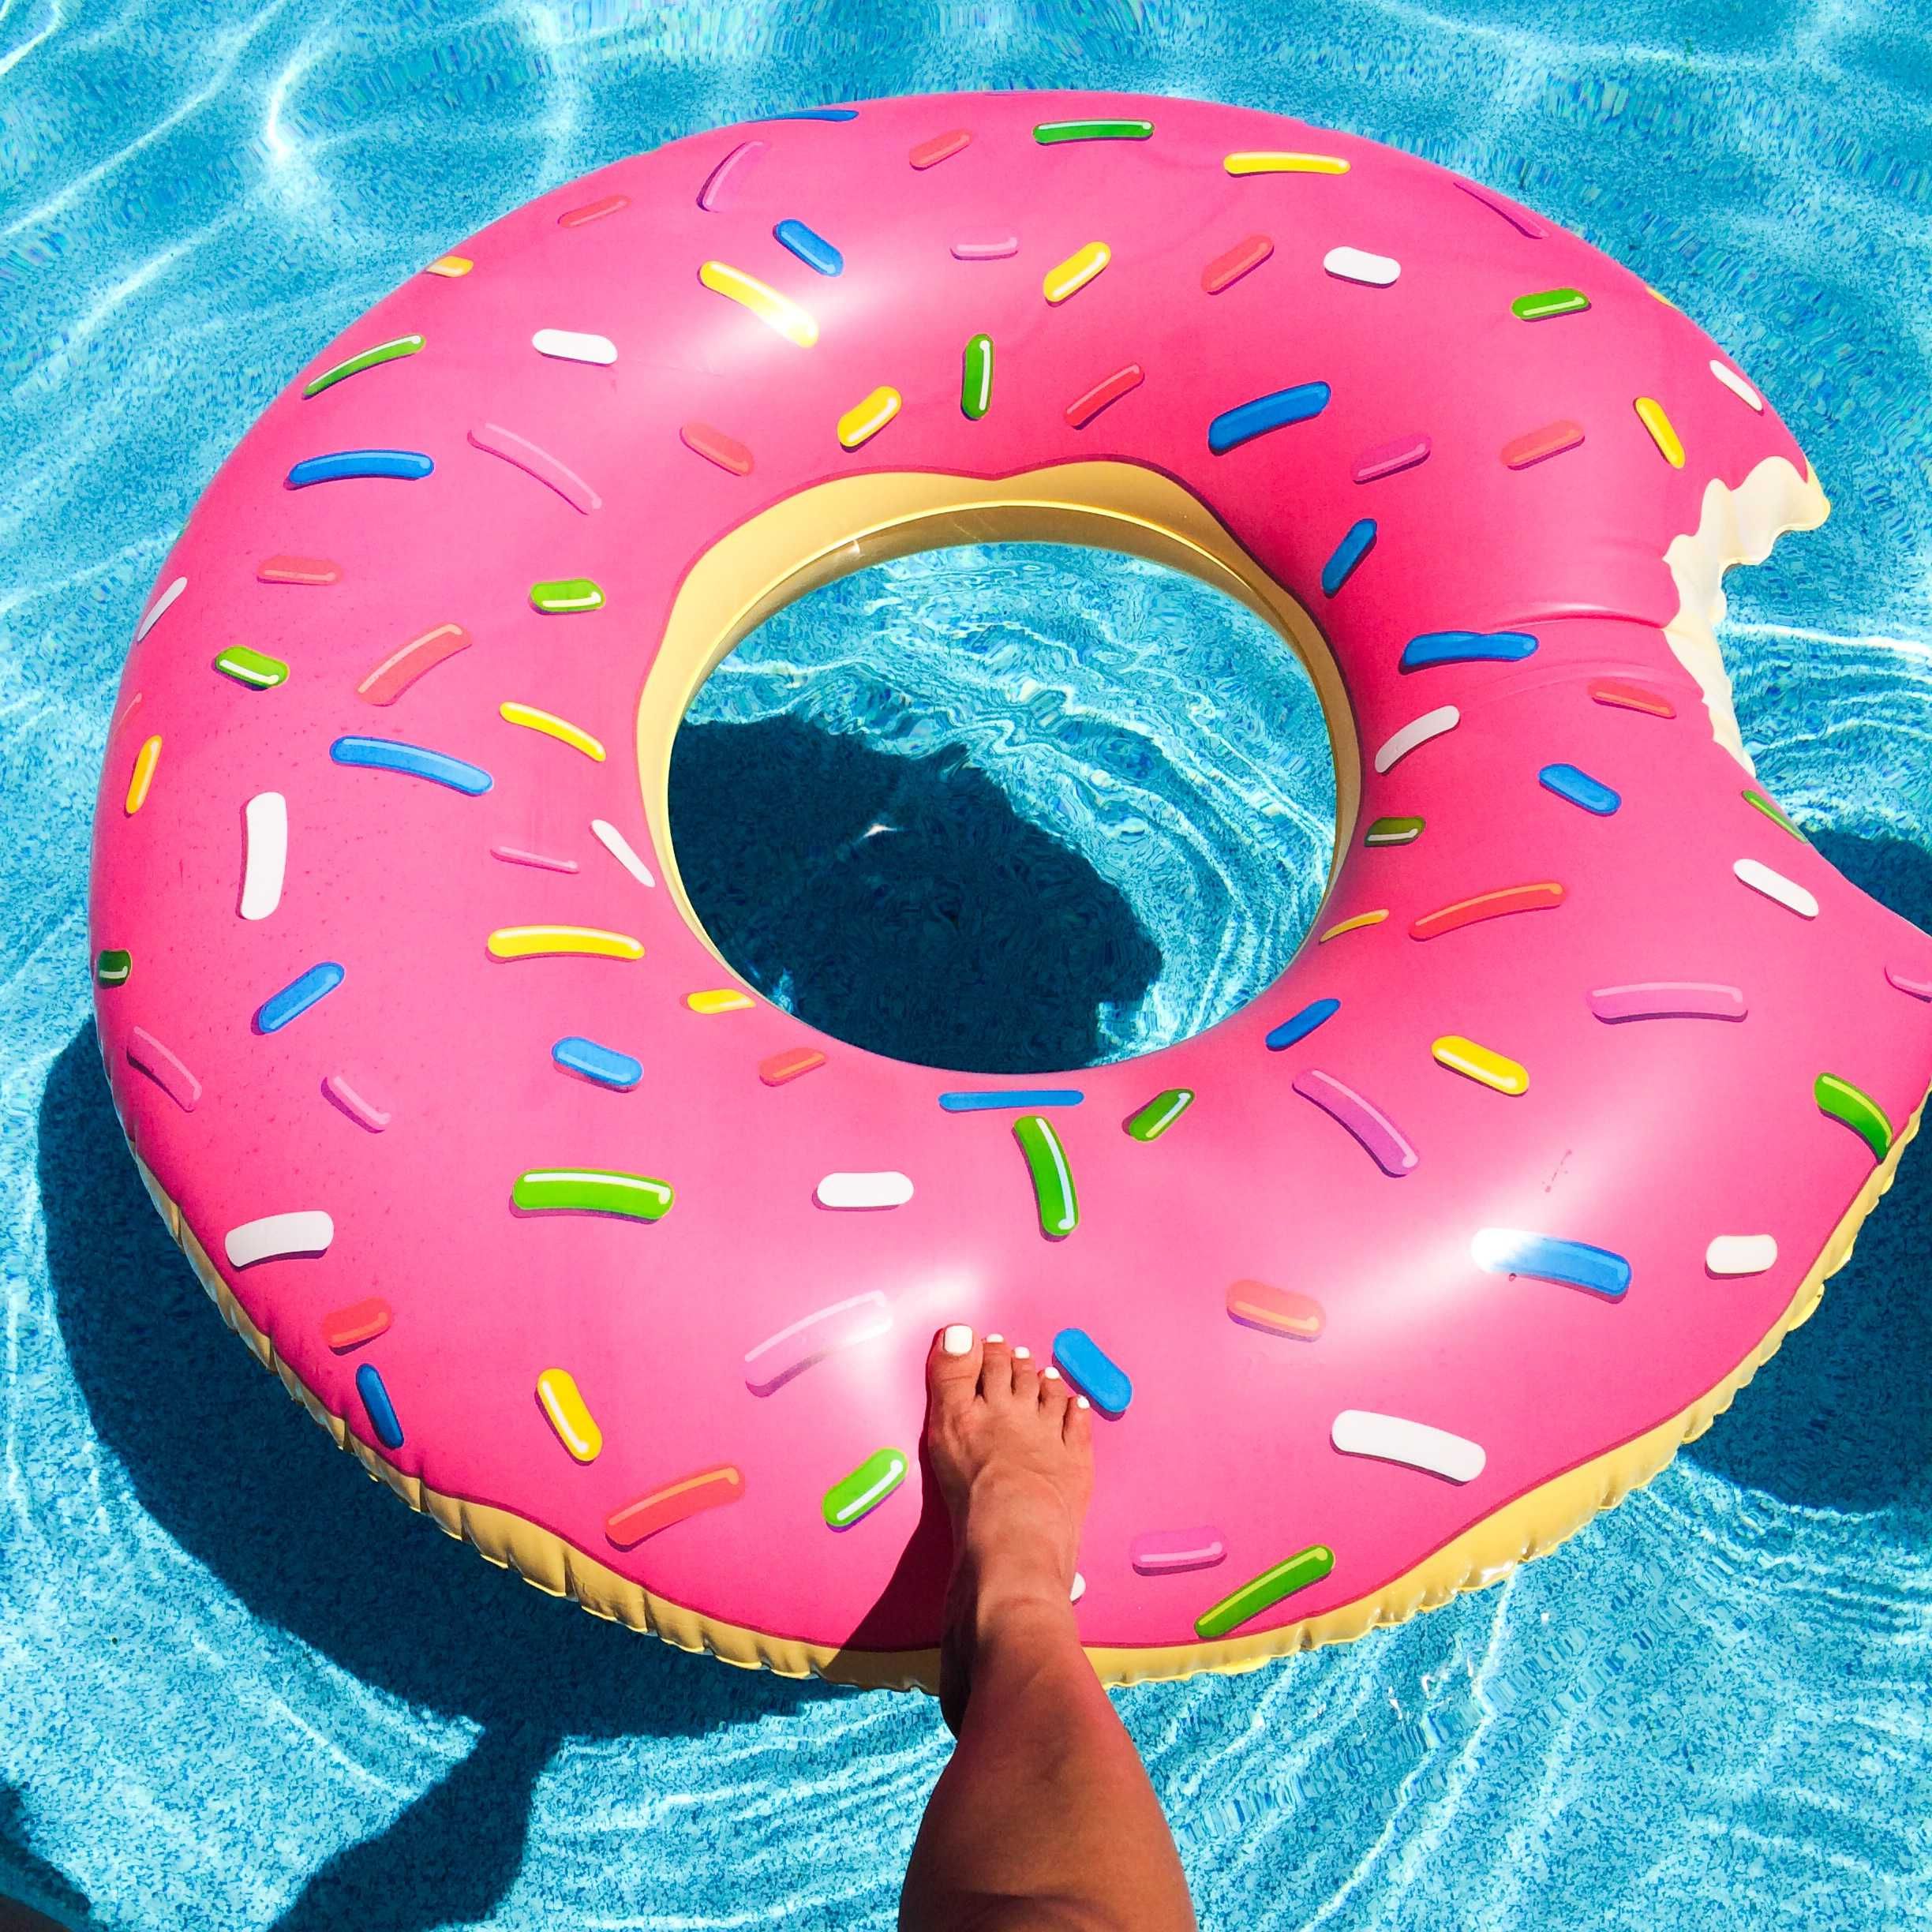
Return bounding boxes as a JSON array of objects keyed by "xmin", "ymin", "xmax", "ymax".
[{"xmin": 926, "ymin": 1324, "xmax": 982, "ymax": 1415}]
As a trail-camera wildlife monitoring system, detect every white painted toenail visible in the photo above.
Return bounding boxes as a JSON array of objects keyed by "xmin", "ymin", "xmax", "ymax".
[
  {"xmin": 1043, "ymin": 1366, "xmax": 1061, "ymax": 1380},
  {"xmin": 986, "ymin": 1334, "xmax": 1004, "ymax": 1344},
  {"xmin": 942, "ymin": 1324, "xmax": 973, "ymax": 1357},
  {"xmin": 1076, "ymin": 1395, "xmax": 1091, "ymax": 1410},
  {"xmin": 1070, "ymin": 1572, "xmax": 1087, "ymax": 1603},
  {"xmin": 1013, "ymin": 1346, "xmax": 1031, "ymax": 1360}
]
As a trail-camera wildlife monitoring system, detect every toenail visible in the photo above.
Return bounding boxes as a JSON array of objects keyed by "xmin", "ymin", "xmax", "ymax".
[
  {"xmin": 986, "ymin": 1334, "xmax": 1004, "ymax": 1343},
  {"xmin": 942, "ymin": 1324, "xmax": 973, "ymax": 1357},
  {"xmin": 1076, "ymin": 1395, "xmax": 1091, "ymax": 1410},
  {"xmin": 1013, "ymin": 1346, "xmax": 1030, "ymax": 1360},
  {"xmin": 1044, "ymin": 1366, "xmax": 1061, "ymax": 1380},
  {"xmin": 1070, "ymin": 1572, "xmax": 1087, "ymax": 1603}
]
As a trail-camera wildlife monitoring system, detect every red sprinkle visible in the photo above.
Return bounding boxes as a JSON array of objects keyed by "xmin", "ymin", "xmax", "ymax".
[
  {"xmin": 324, "ymin": 1297, "xmax": 392, "ymax": 1352},
  {"xmin": 559, "ymin": 194, "xmax": 629, "ymax": 227},
  {"xmin": 1226, "ymin": 1279, "xmax": 1324, "ymax": 1340},
  {"xmin": 1201, "ymin": 234, "xmax": 1273, "ymax": 294},
  {"xmin": 1353, "ymin": 435, "xmax": 1432, "ymax": 484},
  {"xmin": 680, "ymin": 421, "xmax": 754, "ymax": 475},
  {"xmin": 257, "ymin": 555, "xmax": 340, "ymax": 586},
  {"xmin": 356, "ymin": 623, "xmax": 471, "ymax": 706},
  {"xmin": 910, "ymin": 129, "xmax": 972, "ymax": 170},
  {"xmin": 759, "ymin": 1046, "xmax": 826, "ymax": 1086},
  {"xmin": 1410, "ymin": 882, "xmax": 1565, "ymax": 941},
  {"xmin": 1065, "ymin": 362, "xmax": 1145, "ymax": 429},
  {"xmin": 1589, "ymin": 678, "xmax": 1677, "ymax": 718},
  {"xmin": 1501, "ymin": 419, "xmax": 1585, "ymax": 468},
  {"xmin": 607, "ymin": 1466, "xmax": 745, "ymax": 1548}
]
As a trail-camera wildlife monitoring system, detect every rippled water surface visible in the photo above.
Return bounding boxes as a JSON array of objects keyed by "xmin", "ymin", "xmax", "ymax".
[{"xmin": 4, "ymin": 2, "xmax": 1930, "ymax": 1928}]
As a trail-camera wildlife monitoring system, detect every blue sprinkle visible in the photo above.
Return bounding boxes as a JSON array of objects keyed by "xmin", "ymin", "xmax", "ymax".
[
  {"xmin": 1321, "ymin": 519, "xmax": 1377, "ymax": 597},
  {"xmin": 256, "ymin": 961, "xmax": 344, "ymax": 1034},
  {"xmin": 1265, "ymin": 997, "xmax": 1339, "ymax": 1052},
  {"xmin": 1538, "ymin": 762, "xmax": 1622, "ymax": 815},
  {"xmin": 939, "ymin": 1089, "xmax": 1085, "ymax": 1112},
  {"xmin": 1051, "ymin": 1327, "xmax": 1133, "ymax": 1417},
  {"xmin": 773, "ymin": 218, "xmax": 844, "ymax": 275},
  {"xmin": 1400, "ymin": 631, "xmax": 1539, "ymax": 672},
  {"xmin": 1208, "ymin": 382, "xmax": 1331, "ymax": 455},
  {"xmin": 768, "ymin": 107, "xmax": 859, "ymax": 121},
  {"xmin": 1473, "ymin": 1231, "xmax": 1631, "ymax": 1299},
  {"xmin": 286, "ymin": 450, "xmax": 434, "ymax": 488},
  {"xmin": 356, "ymin": 1363, "xmax": 405, "ymax": 1450},
  {"xmin": 552, "ymin": 1035, "xmax": 643, "ymax": 1090},
  {"xmin": 330, "ymin": 736, "xmax": 492, "ymax": 795}
]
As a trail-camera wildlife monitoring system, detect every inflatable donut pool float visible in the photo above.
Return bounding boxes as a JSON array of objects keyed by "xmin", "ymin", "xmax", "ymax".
[{"xmin": 91, "ymin": 92, "xmax": 1932, "ymax": 1688}]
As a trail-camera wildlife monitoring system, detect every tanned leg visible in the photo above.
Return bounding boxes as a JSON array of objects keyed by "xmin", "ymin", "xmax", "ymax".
[{"xmin": 899, "ymin": 1327, "xmax": 1196, "ymax": 1932}]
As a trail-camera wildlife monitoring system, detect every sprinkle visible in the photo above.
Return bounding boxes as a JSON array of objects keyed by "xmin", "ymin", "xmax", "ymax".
[
  {"xmin": 590, "ymin": 818, "xmax": 654, "ymax": 886},
  {"xmin": 126, "ymin": 1027, "xmax": 200, "ymax": 1111},
  {"xmin": 1051, "ymin": 1327, "xmax": 1131, "ymax": 1416},
  {"xmin": 532, "ymin": 328, "xmax": 617, "ymax": 366},
  {"xmin": 1373, "ymin": 706, "xmax": 1458, "ymax": 773},
  {"xmin": 1742, "ymin": 788, "xmax": 1806, "ymax": 841},
  {"xmin": 1411, "ymin": 882, "xmax": 1563, "ymax": 940},
  {"xmin": 773, "ymin": 217, "xmax": 844, "ymax": 275},
  {"xmin": 1194, "ymin": 1545, "xmax": 1334, "ymax": 1639},
  {"xmin": 489, "ymin": 927, "xmax": 643, "ymax": 961},
  {"xmin": 560, "ymin": 193, "xmax": 628, "ymax": 227},
  {"xmin": 1733, "ymin": 856, "xmax": 1817, "ymax": 919},
  {"xmin": 1318, "ymin": 909, "xmax": 1387, "ymax": 942},
  {"xmin": 95, "ymin": 949, "xmax": 132, "ymax": 987},
  {"xmin": 687, "ymin": 987, "xmax": 752, "ymax": 1013},
  {"xmin": 356, "ymin": 623, "xmax": 470, "ymax": 705},
  {"xmin": 680, "ymin": 421, "xmax": 753, "ymax": 474},
  {"xmin": 1013, "ymin": 1115, "xmax": 1078, "ymax": 1238},
  {"xmin": 491, "ymin": 846, "xmax": 578, "ymax": 873},
  {"xmin": 1511, "ymin": 287, "xmax": 1589, "ymax": 321},
  {"xmin": 257, "ymin": 555, "xmax": 341, "ymax": 586},
  {"xmin": 1538, "ymin": 762, "xmax": 1620, "ymax": 814},
  {"xmin": 696, "ymin": 140, "xmax": 767, "ymax": 211},
  {"xmin": 1065, "ymin": 362, "xmax": 1144, "ymax": 428},
  {"xmin": 607, "ymin": 1467, "xmax": 745, "ymax": 1547},
  {"xmin": 1035, "ymin": 117, "xmax": 1153, "ymax": 143},
  {"xmin": 1224, "ymin": 151, "xmax": 1347, "ymax": 175},
  {"xmin": 1709, "ymin": 360, "xmax": 1764, "ymax": 411},
  {"xmin": 910, "ymin": 129, "xmax": 972, "ymax": 169},
  {"xmin": 357, "ymin": 1364, "xmax": 405, "ymax": 1451},
  {"xmin": 767, "ymin": 107, "xmax": 857, "ymax": 122},
  {"xmin": 286, "ymin": 450, "xmax": 432, "ymax": 487},
  {"xmin": 1264, "ymin": 997, "xmax": 1338, "ymax": 1051},
  {"xmin": 1501, "ymin": 420, "xmax": 1585, "ymax": 468},
  {"xmin": 426, "ymin": 254, "xmax": 472, "ymax": 277},
  {"xmin": 124, "ymin": 736, "xmax": 162, "ymax": 813},
  {"xmin": 552, "ymin": 1036, "xmax": 642, "ymax": 1090},
  {"xmin": 1453, "ymin": 178, "xmax": 1545, "ymax": 238},
  {"xmin": 215, "ymin": 646, "xmax": 288, "ymax": 689},
  {"xmin": 1132, "ymin": 1529, "xmax": 1225, "ymax": 1576},
  {"xmin": 760, "ymin": 1047, "xmax": 827, "ymax": 1085},
  {"xmin": 135, "ymin": 575, "xmax": 186, "ymax": 641},
  {"xmin": 1365, "ymin": 815, "xmax": 1423, "ymax": 846},
  {"xmin": 698, "ymin": 260, "xmax": 818, "ymax": 346},
  {"xmin": 1208, "ymin": 381, "xmax": 1330, "ymax": 454},
  {"xmin": 939, "ymin": 1089, "xmax": 1083, "ymax": 1111},
  {"xmin": 1226, "ymin": 1279, "xmax": 1324, "ymax": 1339},
  {"xmin": 224, "ymin": 1211, "xmax": 334, "ymax": 1268},
  {"xmin": 1634, "ymin": 395, "xmax": 1685, "ymax": 466},
  {"xmin": 1201, "ymin": 234, "xmax": 1273, "ymax": 294},
  {"xmin": 1705, "ymin": 1235, "xmax": 1777, "ymax": 1277},
  {"xmin": 1815, "ymin": 1073, "xmax": 1892, "ymax": 1161},
  {"xmin": 1125, "ymin": 1088, "xmax": 1193, "ymax": 1142},
  {"xmin": 814, "ymin": 1171, "xmax": 913, "ymax": 1210},
  {"xmin": 514, "ymin": 1169, "xmax": 673, "ymax": 1219},
  {"xmin": 499, "ymin": 701, "xmax": 605, "ymax": 762},
  {"xmin": 239, "ymin": 791, "xmax": 287, "ymax": 921},
  {"xmin": 321, "ymin": 1073, "xmax": 390, "ymax": 1131},
  {"xmin": 1293, "ymin": 1069, "xmax": 1417, "ymax": 1176},
  {"xmin": 823, "ymin": 1448, "xmax": 907, "ymax": 1528},
  {"xmin": 1885, "ymin": 964, "xmax": 1932, "ymax": 1002},
  {"xmin": 301, "ymin": 334, "xmax": 424, "ymax": 398},
  {"xmin": 1354, "ymin": 435, "xmax": 1430, "ymax": 484},
  {"xmin": 331, "ymin": 736, "xmax": 490, "ymax": 794},
  {"xmin": 960, "ymin": 333, "xmax": 994, "ymax": 420},
  {"xmin": 952, "ymin": 235, "xmax": 1019, "ymax": 260},
  {"xmin": 1589, "ymin": 678, "xmax": 1675, "ymax": 717},
  {"xmin": 744, "ymin": 1290, "xmax": 893, "ymax": 1395},
  {"xmin": 324, "ymin": 1298, "xmax": 391, "ymax": 1350},
  {"xmin": 1401, "ymin": 630, "xmax": 1537, "ymax": 672},
  {"xmin": 468, "ymin": 422, "xmax": 601, "ymax": 513},
  {"xmin": 1470, "ymin": 1228, "xmax": 1629, "ymax": 1297},
  {"xmin": 1588, "ymin": 983, "xmax": 1747, "ymax": 1024},
  {"xmin": 1043, "ymin": 242, "xmax": 1110, "ymax": 305},
  {"xmin": 1431, "ymin": 1035, "xmax": 1528, "ymax": 1096},
  {"xmin": 1331, "ymin": 1411, "xmax": 1485, "ymax": 1483},
  {"xmin": 837, "ymin": 385, "xmax": 902, "ymax": 449},
  {"xmin": 537, "ymin": 1368, "xmax": 601, "ymax": 1462},
  {"xmin": 529, "ymin": 578, "xmax": 605, "ymax": 614},
  {"xmin": 1320, "ymin": 519, "xmax": 1376, "ymax": 596},
  {"xmin": 1323, "ymin": 246, "xmax": 1399, "ymax": 286},
  {"xmin": 256, "ymin": 961, "xmax": 343, "ymax": 1034}
]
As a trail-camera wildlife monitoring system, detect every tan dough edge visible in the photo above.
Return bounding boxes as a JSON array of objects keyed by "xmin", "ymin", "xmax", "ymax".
[{"xmin": 128, "ymin": 1086, "xmax": 1922, "ymax": 1693}]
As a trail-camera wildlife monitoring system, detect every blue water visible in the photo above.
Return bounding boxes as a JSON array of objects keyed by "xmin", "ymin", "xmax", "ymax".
[{"xmin": 5, "ymin": 4, "xmax": 1930, "ymax": 1929}]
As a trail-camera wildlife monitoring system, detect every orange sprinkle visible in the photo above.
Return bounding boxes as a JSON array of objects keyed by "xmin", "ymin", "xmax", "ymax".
[
  {"xmin": 560, "ymin": 193, "xmax": 629, "ymax": 227},
  {"xmin": 1500, "ymin": 420, "xmax": 1585, "ymax": 469},
  {"xmin": 909, "ymin": 129, "xmax": 972, "ymax": 170},
  {"xmin": 680, "ymin": 421, "xmax": 754, "ymax": 474},
  {"xmin": 257, "ymin": 554, "xmax": 341, "ymax": 586},
  {"xmin": 759, "ymin": 1046, "xmax": 826, "ymax": 1086},
  {"xmin": 1226, "ymin": 1279, "xmax": 1324, "ymax": 1339},
  {"xmin": 323, "ymin": 1297, "xmax": 392, "ymax": 1352},
  {"xmin": 1065, "ymin": 361, "xmax": 1144, "ymax": 429},
  {"xmin": 1410, "ymin": 882, "xmax": 1565, "ymax": 941},
  {"xmin": 1201, "ymin": 234, "xmax": 1273, "ymax": 294},
  {"xmin": 1589, "ymin": 678, "xmax": 1676, "ymax": 719},
  {"xmin": 606, "ymin": 1466, "xmax": 745, "ymax": 1548},
  {"xmin": 425, "ymin": 254, "xmax": 472, "ymax": 278},
  {"xmin": 1318, "ymin": 908, "xmax": 1388, "ymax": 942}
]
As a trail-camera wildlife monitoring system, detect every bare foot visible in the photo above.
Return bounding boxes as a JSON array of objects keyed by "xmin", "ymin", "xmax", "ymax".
[{"xmin": 923, "ymin": 1325, "xmax": 1095, "ymax": 1735}]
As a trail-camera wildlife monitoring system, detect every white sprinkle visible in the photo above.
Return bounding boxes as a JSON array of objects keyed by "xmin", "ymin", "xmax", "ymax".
[
  {"xmin": 1705, "ymin": 1234, "xmax": 1777, "ymax": 1276},
  {"xmin": 224, "ymin": 1211, "xmax": 334, "ymax": 1268},
  {"xmin": 592, "ymin": 818, "xmax": 656, "ymax": 886},
  {"xmin": 1733, "ymin": 856, "xmax": 1818, "ymax": 919},
  {"xmin": 532, "ymin": 328, "xmax": 618, "ymax": 365},
  {"xmin": 1069, "ymin": 1571, "xmax": 1087, "ymax": 1603},
  {"xmin": 1373, "ymin": 706, "xmax": 1460, "ymax": 774},
  {"xmin": 1708, "ymin": 360, "xmax": 1764, "ymax": 412},
  {"xmin": 1323, "ymin": 245, "xmax": 1399, "ymax": 286},
  {"xmin": 1331, "ymin": 1410, "xmax": 1485, "ymax": 1484},
  {"xmin": 135, "ymin": 575, "xmax": 186, "ymax": 642},
  {"xmin": 814, "ymin": 1171, "xmax": 915, "ymax": 1210},
  {"xmin": 239, "ymin": 791, "xmax": 287, "ymax": 921}
]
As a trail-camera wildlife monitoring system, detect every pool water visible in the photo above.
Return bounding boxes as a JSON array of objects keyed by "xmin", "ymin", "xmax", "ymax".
[{"xmin": 5, "ymin": 3, "xmax": 1930, "ymax": 1929}]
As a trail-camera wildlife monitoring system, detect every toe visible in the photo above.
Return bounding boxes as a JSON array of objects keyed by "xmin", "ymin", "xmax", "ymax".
[
  {"xmin": 1063, "ymin": 1390, "xmax": 1094, "ymax": 1449},
  {"xmin": 1039, "ymin": 1364, "xmax": 1071, "ymax": 1417},
  {"xmin": 978, "ymin": 1335, "xmax": 1014, "ymax": 1398},
  {"xmin": 927, "ymin": 1324, "xmax": 981, "ymax": 1414},
  {"xmin": 1009, "ymin": 1344, "xmax": 1040, "ymax": 1402}
]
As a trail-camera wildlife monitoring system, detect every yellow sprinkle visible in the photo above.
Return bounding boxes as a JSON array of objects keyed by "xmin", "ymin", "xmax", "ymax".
[
  {"xmin": 686, "ymin": 988, "xmax": 754, "ymax": 1013},
  {"xmin": 1223, "ymin": 152, "xmax": 1349, "ymax": 176},
  {"xmin": 1317, "ymin": 908, "xmax": 1388, "ymax": 942},
  {"xmin": 837, "ymin": 385, "xmax": 903, "ymax": 450},
  {"xmin": 125, "ymin": 735, "xmax": 162, "ymax": 814},
  {"xmin": 1634, "ymin": 395, "xmax": 1685, "ymax": 467},
  {"xmin": 487, "ymin": 926, "xmax": 644, "ymax": 961},
  {"xmin": 1646, "ymin": 284, "xmax": 1678, "ymax": 309},
  {"xmin": 536, "ymin": 1368, "xmax": 601, "ymax": 1463},
  {"xmin": 1043, "ymin": 241, "xmax": 1110, "ymax": 305},
  {"xmin": 698, "ymin": 260, "xmax": 818, "ymax": 346},
  {"xmin": 1431, "ymin": 1035, "xmax": 1530, "ymax": 1096},
  {"xmin": 499, "ymin": 701, "xmax": 606, "ymax": 762},
  {"xmin": 426, "ymin": 254, "xmax": 473, "ymax": 277}
]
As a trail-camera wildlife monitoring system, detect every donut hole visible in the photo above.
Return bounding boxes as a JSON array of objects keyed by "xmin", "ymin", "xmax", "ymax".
[{"xmin": 668, "ymin": 542, "xmax": 1335, "ymax": 1074}]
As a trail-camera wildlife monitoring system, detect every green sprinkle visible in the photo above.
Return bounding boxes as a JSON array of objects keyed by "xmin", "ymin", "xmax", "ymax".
[
  {"xmin": 301, "ymin": 333, "xmax": 425, "ymax": 399},
  {"xmin": 1814, "ymin": 1074, "xmax": 1891, "ymax": 1163},
  {"xmin": 822, "ymin": 1448, "xmax": 907, "ymax": 1528},
  {"xmin": 529, "ymin": 578, "xmax": 605, "ymax": 614},
  {"xmin": 961, "ymin": 332, "xmax": 994, "ymax": 421},
  {"xmin": 1033, "ymin": 118, "xmax": 1154, "ymax": 144},
  {"xmin": 95, "ymin": 949, "xmax": 131, "ymax": 987},
  {"xmin": 1511, "ymin": 287, "xmax": 1590, "ymax": 321},
  {"xmin": 1194, "ymin": 1544, "xmax": 1335, "ymax": 1640},
  {"xmin": 511, "ymin": 1168, "xmax": 673, "ymax": 1219},
  {"xmin": 1742, "ymin": 787, "xmax": 1807, "ymax": 842},
  {"xmin": 1365, "ymin": 814, "xmax": 1424, "ymax": 846},
  {"xmin": 1125, "ymin": 1088, "xmax": 1193, "ymax": 1143},
  {"xmin": 214, "ymin": 645, "xmax": 289, "ymax": 689},
  {"xmin": 1013, "ymin": 1114, "xmax": 1078, "ymax": 1239}
]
